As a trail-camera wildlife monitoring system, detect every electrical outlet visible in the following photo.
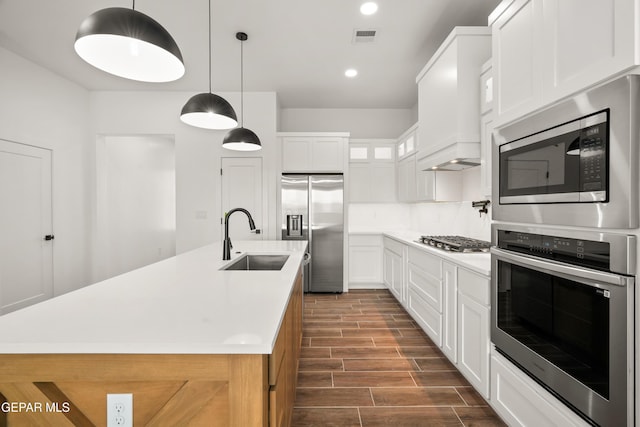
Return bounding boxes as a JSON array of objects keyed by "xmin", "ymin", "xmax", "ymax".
[{"xmin": 107, "ymin": 394, "xmax": 132, "ymax": 427}]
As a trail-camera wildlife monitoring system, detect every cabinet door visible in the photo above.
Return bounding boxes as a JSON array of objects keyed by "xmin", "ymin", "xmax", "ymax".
[
  {"xmin": 397, "ymin": 155, "xmax": 416, "ymax": 202},
  {"xmin": 282, "ymin": 137, "xmax": 311, "ymax": 171},
  {"xmin": 349, "ymin": 244, "xmax": 382, "ymax": 283},
  {"xmin": 370, "ymin": 163, "xmax": 396, "ymax": 202},
  {"xmin": 311, "ymin": 137, "xmax": 344, "ymax": 171},
  {"xmin": 416, "ymin": 170, "xmax": 435, "ymax": 201},
  {"xmin": 349, "ymin": 163, "xmax": 371, "ymax": 202},
  {"xmin": 408, "ymin": 285, "xmax": 442, "ymax": 347},
  {"xmin": 441, "ymin": 262, "xmax": 457, "ymax": 363},
  {"xmin": 458, "ymin": 293, "xmax": 490, "ymax": 398},
  {"xmin": 480, "ymin": 112, "xmax": 494, "ymax": 198},
  {"xmin": 492, "ymin": 0, "xmax": 543, "ymax": 124},
  {"xmin": 542, "ymin": 0, "xmax": 637, "ymax": 104},
  {"xmin": 383, "ymin": 249, "xmax": 396, "ymax": 297}
]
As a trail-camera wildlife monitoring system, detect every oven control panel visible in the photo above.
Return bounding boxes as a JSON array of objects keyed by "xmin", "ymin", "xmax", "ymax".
[{"xmin": 497, "ymin": 230, "xmax": 610, "ymax": 271}]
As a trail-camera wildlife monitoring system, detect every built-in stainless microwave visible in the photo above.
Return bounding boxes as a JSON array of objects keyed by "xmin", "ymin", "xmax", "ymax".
[{"xmin": 493, "ymin": 75, "xmax": 640, "ymax": 229}]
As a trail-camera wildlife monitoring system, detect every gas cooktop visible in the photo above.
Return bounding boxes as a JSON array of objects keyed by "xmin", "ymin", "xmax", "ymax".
[{"xmin": 417, "ymin": 235, "xmax": 491, "ymax": 253}]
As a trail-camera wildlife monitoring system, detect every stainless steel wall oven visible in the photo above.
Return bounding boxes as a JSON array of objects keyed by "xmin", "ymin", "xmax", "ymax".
[
  {"xmin": 493, "ymin": 75, "xmax": 640, "ymax": 229},
  {"xmin": 491, "ymin": 223, "xmax": 635, "ymax": 426}
]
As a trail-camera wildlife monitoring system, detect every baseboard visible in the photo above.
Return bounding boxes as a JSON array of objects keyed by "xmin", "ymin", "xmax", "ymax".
[{"xmin": 347, "ymin": 282, "xmax": 386, "ymax": 290}]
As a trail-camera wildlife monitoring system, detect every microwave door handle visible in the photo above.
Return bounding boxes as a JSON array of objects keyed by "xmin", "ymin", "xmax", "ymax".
[{"xmin": 490, "ymin": 247, "xmax": 629, "ymax": 287}]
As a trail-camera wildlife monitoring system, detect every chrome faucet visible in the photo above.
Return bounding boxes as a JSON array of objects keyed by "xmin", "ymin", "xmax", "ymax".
[{"xmin": 223, "ymin": 208, "xmax": 256, "ymax": 260}]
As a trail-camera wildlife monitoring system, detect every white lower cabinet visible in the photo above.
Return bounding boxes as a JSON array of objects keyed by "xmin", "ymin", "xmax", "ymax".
[
  {"xmin": 491, "ymin": 351, "xmax": 589, "ymax": 427},
  {"xmin": 348, "ymin": 234, "xmax": 383, "ymax": 287},
  {"xmin": 407, "ymin": 285, "xmax": 442, "ymax": 346},
  {"xmin": 383, "ymin": 237, "xmax": 406, "ymax": 304},
  {"xmin": 457, "ymin": 268, "xmax": 490, "ymax": 398},
  {"xmin": 441, "ymin": 262, "xmax": 457, "ymax": 363}
]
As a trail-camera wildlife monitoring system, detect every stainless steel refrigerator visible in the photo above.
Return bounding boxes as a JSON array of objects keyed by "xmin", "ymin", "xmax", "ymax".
[{"xmin": 281, "ymin": 174, "xmax": 343, "ymax": 293}]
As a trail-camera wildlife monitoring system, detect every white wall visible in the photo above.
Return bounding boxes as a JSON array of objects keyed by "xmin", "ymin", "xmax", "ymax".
[
  {"xmin": 0, "ymin": 46, "xmax": 91, "ymax": 296},
  {"xmin": 280, "ymin": 108, "xmax": 415, "ymax": 139},
  {"xmin": 89, "ymin": 91, "xmax": 278, "ymax": 260},
  {"xmin": 96, "ymin": 135, "xmax": 176, "ymax": 281}
]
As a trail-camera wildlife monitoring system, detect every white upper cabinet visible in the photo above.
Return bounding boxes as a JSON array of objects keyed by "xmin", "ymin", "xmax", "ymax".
[
  {"xmin": 491, "ymin": 0, "xmax": 640, "ymax": 126},
  {"xmin": 416, "ymin": 27, "xmax": 491, "ymax": 169},
  {"xmin": 349, "ymin": 139, "xmax": 396, "ymax": 203},
  {"xmin": 279, "ymin": 133, "xmax": 349, "ymax": 173},
  {"xmin": 479, "ymin": 60, "xmax": 494, "ymax": 198},
  {"xmin": 416, "ymin": 170, "xmax": 462, "ymax": 202}
]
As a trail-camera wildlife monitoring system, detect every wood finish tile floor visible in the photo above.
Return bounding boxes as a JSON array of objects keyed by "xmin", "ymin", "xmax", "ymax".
[{"xmin": 292, "ymin": 290, "xmax": 506, "ymax": 427}]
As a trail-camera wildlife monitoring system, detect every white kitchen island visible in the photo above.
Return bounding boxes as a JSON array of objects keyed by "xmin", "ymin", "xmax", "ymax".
[{"xmin": 0, "ymin": 240, "xmax": 307, "ymax": 427}]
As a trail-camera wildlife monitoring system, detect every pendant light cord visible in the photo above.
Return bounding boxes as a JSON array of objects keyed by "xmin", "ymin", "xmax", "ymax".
[
  {"xmin": 208, "ymin": 0, "xmax": 212, "ymax": 94},
  {"xmin": 240, "ymin": 37, "xmax": 244, "ymax": 127}
]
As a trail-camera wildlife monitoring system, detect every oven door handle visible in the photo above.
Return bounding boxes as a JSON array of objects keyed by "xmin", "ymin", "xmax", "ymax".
[{"xmin": 490, "ymin": 247, "xmax": 631, "ymax": 287}]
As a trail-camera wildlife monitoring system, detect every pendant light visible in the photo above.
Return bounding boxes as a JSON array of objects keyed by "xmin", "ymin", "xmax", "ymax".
[
  {"xmin": 180, "ymin": 0, "xmax": 237, "ymax": 130},
  {"xmin": 74, "ymin": 1, "xmax": 185, "ymax": 82},
  {"xmin": 223, "ymin": 32, "xmax": 262, "ymax": 151}
]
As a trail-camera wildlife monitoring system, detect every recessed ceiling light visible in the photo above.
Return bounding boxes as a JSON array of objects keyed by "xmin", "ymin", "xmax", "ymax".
[
  {"xmin": 360, "ymin": 2, "xmax": 378, "ymax": 15},
  {"xmin": 345, "ymin": 68, "xmax": 358, "ymax": 78}
]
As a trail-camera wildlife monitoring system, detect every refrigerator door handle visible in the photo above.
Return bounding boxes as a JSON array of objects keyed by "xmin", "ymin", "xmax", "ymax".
[{"xmin": 303, "ymin": 252, "xmax": 311, "ymax": 265}]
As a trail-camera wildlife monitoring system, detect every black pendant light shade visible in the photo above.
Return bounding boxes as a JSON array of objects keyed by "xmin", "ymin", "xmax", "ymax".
[
  {"xmin": 180, "ymin": 0, "xmax": 238, "ymax": 130},
  {"xmin": 222, "ymin": 127, "xmax": 262, "ymax": 151},
  {"xmin": 180, "ymin": 93, "xmax": 238, "ymax": 130},
  {"xmin": 74, "ymin": 7, "xmax": 185, "ymax": 82},
  {"xmin": 223, "ymin": 32, "xmax": 262, "ymax": 151}
]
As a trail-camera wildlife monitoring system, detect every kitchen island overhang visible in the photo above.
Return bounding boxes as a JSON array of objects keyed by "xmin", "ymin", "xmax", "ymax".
[{"xmin": 0, "ymin": 240, "xmax": 307, "ymax": 426}]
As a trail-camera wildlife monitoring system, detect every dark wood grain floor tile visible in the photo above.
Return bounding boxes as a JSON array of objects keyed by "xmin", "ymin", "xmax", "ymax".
[
  {"xmin": 305, "ymin": 321, "xmax": 359, "ymax": 328},
  {"xmin": 456, "ymin": 387, "xmax": 489, "ymax": 406},
  {"xmin": 342, "ymin": 328, "xmax": 402, "ymax": 338},
  {"xmin": 360, "ymin": 407, "xmax": 462, "ymax": 427},
  {"xmin": 331, "ymin": 347, "xmax": 400, "ymax": 359},
  {"xmin": 300, "ymin": 347, "xmax": 331, "ymax": 359},
  {"xmin": 399, "ymin": 328, "xmax": 430, "ymax": 337},
  {"xmin": 396, "ymin": 346, "xmax": 441, "ymax": 358},
  {"xmin": 296, "ymin": 387, "xmax": 374, "ymax": 407},
  {"xmin": 299, "ymin": 358, "xmax": 344, "ymax": 372},
  {"xmin": 371, "ymin": 387, "xmax": 465, "ymax": 406},
  {"xmin": 342, "ymin": 314, "xmax": 395, "ymax": 321},
  {"xmin": 414, "ymin": 357, "xmax": 458, "ymax": 371},
  {"xmin": 357, "ymin": 320, "xmax": 417, "ymax": 329},
  {"xmin": 373, "ymin": 337, "xmax": 433, "ymax": 347},
  {"xmin": 297, "ymin": 372, "xmax": 333, "ymax": 388},
  {"xmin": 291, "ymin": 407, "xmax": 361, "ymax": 427},
  {"xmin": 311, "ymin": 337, "xmax": 374, "ymax": 347},
  {"xmin": 303, "ymin": 328, "xmax": 342, "ymax": 337},
  {"xmin": 343, "ymin": 358, "xmax": 417, "ymax": 372},
  {"xmin": 454, "ymin": 407, "xmax": 508, "ymax": 426},
  {"xmin": 333, "ymin": 371, "xmax": 416, "ymax": 387},
  {"xmin": 411, "ymin": 371, "xmax": 471, "ymax": 387}
]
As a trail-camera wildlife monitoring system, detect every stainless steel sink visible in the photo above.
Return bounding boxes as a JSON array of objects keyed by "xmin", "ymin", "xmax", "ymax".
[{"xmin": 221, "ymin": 254, "xmax": 289, "ymax": 271}]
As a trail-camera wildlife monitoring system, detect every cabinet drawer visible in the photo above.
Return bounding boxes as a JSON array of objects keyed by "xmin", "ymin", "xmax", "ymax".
[
  {"xmin": 269, "ymin": 363, "xmax": 287, "ymax": 427},
  {"xmin": 458, "ymin": 268, "xmax": 490, "ymax": 306},
  {"xmin": 408, "ymin": 247, "xmax": 441, "ymax": 279},
  {"xmin": 383, "ymin": 237, "xmax": 405, "ymax": 256},
  {"xmin": 408, "ymin": 264, "xmax": 442, "ymax": 312},
  {"xmin": 408, "ymin": 285, "xmax": 442, "ymax": 346},
  {"xmin": 269, "ymin": 320, "xmax": 286, "ymax": 386}
]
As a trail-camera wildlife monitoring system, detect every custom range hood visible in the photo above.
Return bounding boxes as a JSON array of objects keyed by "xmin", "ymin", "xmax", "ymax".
[{"xmin": 416, "ymin": 138, "xmax": 480, "ymax": 171}]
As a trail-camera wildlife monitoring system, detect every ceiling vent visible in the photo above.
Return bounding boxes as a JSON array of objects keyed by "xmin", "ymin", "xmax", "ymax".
[{"xmin": 352, "ymin": 29, "xmax": 377, "ymax": 43}]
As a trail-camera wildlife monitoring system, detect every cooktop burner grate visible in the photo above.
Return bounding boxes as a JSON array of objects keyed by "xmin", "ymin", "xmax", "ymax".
[{"xmin": 418, "ymin": 235, "xmax": 491, "ymax": 253}]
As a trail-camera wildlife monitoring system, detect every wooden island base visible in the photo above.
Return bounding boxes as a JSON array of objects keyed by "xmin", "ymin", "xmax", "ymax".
[{"xmin": 0, "ymin": 271, "xmax": 303, "ymax": 427}]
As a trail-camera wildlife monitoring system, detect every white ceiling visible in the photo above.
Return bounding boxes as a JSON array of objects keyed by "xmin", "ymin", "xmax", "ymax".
[{"xmin": 0, "ymin": 0, "xmax": 500, "ymax": 109}]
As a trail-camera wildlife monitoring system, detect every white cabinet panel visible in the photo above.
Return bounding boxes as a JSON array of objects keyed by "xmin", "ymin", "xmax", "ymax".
[
  {"xmin": 280, "ymin": 134, "xmax": 348, "ymax": 173},
  {"xmin": 542, "ymin": 0, "xmax": 637, "ymax": 103},
  {"xmin": 311, "ymin": 137, "xmax": 344, "ymax": 171},
  {"xmin": 282, "ymin": 137, "xmax": 312, "ymax": 171},
  {"xmin": 458, "ymin": 293, "xmax": 489, "ymax": 397},
  {"xmin": 397, "ymin": 154, "xmax": 417, "ymax": 202},
  {"xmin": 408, "ymin": 285, "xmax": 442, "ymax": 346},
  {"xmin": 416, "ymin": 170, "xmax": 462, "ymax": 202},
  {"xmin": 349, "ymin": 164, "xmax": 370, "ymax": 203},
  {"xmin": 491, "ymin": 351, "xmax": 590, "ymax": 426},
  {"xmin": 492, "ymin": 0, "xmax": 542, "ymax": 124},
  {"xmin": 442, "ymin": 262, "xmax": 457, "ymax": 363},
  {"xmin": 349, "ymin": 139, "xmax": 396, "ymax": 203},
  {"xmin": 480, "ymin": 112, "xmax": 494, "ymax": 199},
  {"xmin": 407, "ymin": 264, "xmax": 442, "ymax": 312},
  {"xmin": 349, "ymin": 235, "xmax": 382, "ymax": 285}
]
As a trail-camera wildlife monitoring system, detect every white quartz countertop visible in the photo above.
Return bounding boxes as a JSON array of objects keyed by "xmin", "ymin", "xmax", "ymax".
[
  {"xmin": 351, "ymin": 230, "xmax": 491, "ymax": 276},
  {"xmin": 0, "ymin": 240, "xmax": 308, "ymax": 355}
]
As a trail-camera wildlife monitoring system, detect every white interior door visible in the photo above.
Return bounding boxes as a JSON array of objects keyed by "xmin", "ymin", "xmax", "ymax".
[
  {"xmin": 221, "ymin": 158, "xmax": 263, "ymax": 242},
  {"xmin": 0, "ymin": 140, "xmax": 53, "ymax": 314}
]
